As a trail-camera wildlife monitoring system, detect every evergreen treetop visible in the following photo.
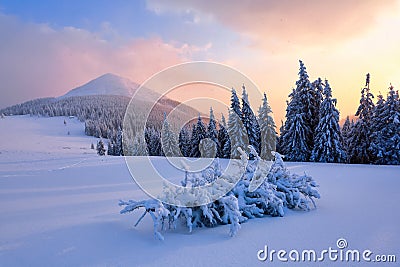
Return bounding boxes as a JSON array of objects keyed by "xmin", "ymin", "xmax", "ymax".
[{"xmin": 311, "ymin": 80, "xmax": 346, "ymax": 163}]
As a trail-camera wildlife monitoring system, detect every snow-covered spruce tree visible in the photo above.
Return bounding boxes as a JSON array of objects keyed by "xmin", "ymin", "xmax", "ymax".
[
  {"xmin": 276, "ymin": 119, "xmax": 284, "ymax": 154},
  {"xmin": 227, "ymin": 108, "xmax": 249, "ymax": 159},
  {"xmin": 310, "ymin": 80, "xmax": 346, "ymax": 163},
  {"xmin": 190, "ymin": 115, "xmax": 207, "ymax": 158},
  {"xmin": 202, "ymin": 107, "xmax": 219, "ymax": 158},
  {"xmin": 280, "ymin": 60, "xmax": 314, "ymax": 161},
  {"xmin": 374, "ymin": 85, "xmax": 400, "ymax": 165},
  {"xmin": 257, "ymin": 92, "xmax": 277, "ymax": 160},
  {"xmin": 115, "ymin": 128, "xmax": 123, "ymax": 156},
  {"xmin": 107, "ymin": 128, "xmax": 124, "ymax": 156},
  {"xmin": 178, "ymin": 125, "xmax": 191, "ymax": 157},
  {"xmin": 230, "ymin": 87, "xmax": 242, "ymax": 118},
  {"xmin": 280, "ymin": 88, "xmax": 312, "ymax": 161},
  {"xmin": 218, "ymin": 114, "xmax": 230, "ymax": 158},
  {"xmin": 311, "ymin": 77, "xmax": 324, "ymax": 132},
  {"xmin": 369, "ymin": 93, "xmax": 387, "ymax": 164},
  {"xmin": 161, "ymin": 113, "xmax": 180, "ymax": 157},
  {"xmin": 131, "ymin": 132, "xmax": 148, "ymax": 156},
  {"xmin": 145, "ymin": 127, "xmax": 162, "ymax": 156},
  {"xmin": 384, "ymin": 86, "xmax": 400, "ymax": 164},
  {"xmin": 241, "ymin": 85, "xmax": 261, "ymax": 155},
  {"xmin": 119, "ymin": 147, "xmax": 320, "ymax": 239},
  {"xmin": 341, "ymin": 116, "xmax": 353, "ymax": 162},
  {"xmin": 96, "ymin": 139, "xmax": 106, "ymax": 156},
  {"xmin": 107, "ymin": 140, "xmax": 115, "ymax": 156},
  {"xmin": 348, "ymin": 73, "xmax": 375, "ymax": 164}
]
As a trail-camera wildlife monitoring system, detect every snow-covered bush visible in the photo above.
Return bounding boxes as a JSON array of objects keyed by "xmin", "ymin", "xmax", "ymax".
[
  {"xmin": 119, "ymin": 147, "xmax": 320, "ymax": 239},
  {"xmin": 268, "ymin": 152, "xmax": 321, "ymax": 210}
]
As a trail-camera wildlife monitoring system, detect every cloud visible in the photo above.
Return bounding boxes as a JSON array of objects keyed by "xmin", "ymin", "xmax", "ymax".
[
  {"xmin": 146, "ymin": 0, "xmax": 397, "ymax": 50},
  {"xmin": 146, "ymin": 0, "xmax": 400, "ymax": 124},
  {"xmin": 0, "ymin": 13, "xmax": 196, "ymax": 108}
]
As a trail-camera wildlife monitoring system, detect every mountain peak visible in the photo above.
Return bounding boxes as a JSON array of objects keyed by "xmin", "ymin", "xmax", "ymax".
[
  {"xmin": 97, "ymin": 73, "xmax": 125, "ymax": 80},
  {"xmin": 61, "ymin": 73, "xmax": 140, "ymax": 98}
]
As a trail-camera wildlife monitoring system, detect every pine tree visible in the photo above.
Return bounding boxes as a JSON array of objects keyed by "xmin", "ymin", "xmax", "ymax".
[
  {"xmin": 376, "ymin": 85, "xmax": 400, "ymax": 164},
  {"xmin": 218, "ymin": 113, "xmax": 231, "ymax": 158},
  {"xmin": 311, "ymin": 77, "xmax": 324, "ymax": 133},
  {"xmin": 241, "ymin": 85, "xmax": 261, "ymax": 155},
  {"xmin": 227, "ymin": 108, "xmax": 249, "ymax": 159},
  {"xmin": 161, "ymin": 113, "xmax": 179, "ymax": 157},
  {"xmin": 190, "ymin": 115, "xmax": 207, "ymax": 158},
  {"xmin": 348, "ymin": 73, "xmax": 375, "ymax": 164},
  {"xmin": 311, "ymin": 80, "xmax": 346, "ymax": 163},
  {"xmin": 179, "ymin": 125, "xmax": 191, "ymax": 157},
  {"xmin": 296, "ymin": 61, "xmax": 316, "ymax": 156},
  {"xmin": 341, "ymin": 116, "xmax": 353, "ymax": 162},
  {"xmin": 107, "ymin": 140, "xmax": 115, "ymax": 155},
  {"xmin": 280, "ymin": 95, "xmax": 310, "ymax": 161},
  {"xmin": 132, "ymin": 132, "xmax": 148, "ymax": 156},
  {"xmin": 145, "ymin": 127, "xmax": 162, "ymax": 156},
  {"xmin": 369, "ymin": 93, "xmax": 386, "ymax": 164},
  {"xmin": 230, "ymin": 88, "xmax": 241, "ymax": 117},
  {"xmin": 385, "ymin": 86, "xmax": 400, "ymax": 164},
  {"xmin": 276, "ymin": 120, "xmax": 284, "ymax": 154},
  {"xmin": 280, "ymin": 60, "xmax": 314, "ymax": 161},
  {"xmin": 258, "ymin": 93, "xmax": 277, "ymax": 160},
  {"xmin": 96, "ymin": 139, "xmax": 106, "ymax": 156},
  {"xmin": 283, "ymin": 106, "xmax": 312, "ymax": 162},
  {"xmin": 115, "ymin": 128, "xmax": 123, "ymax": 156},
  {"xmin": 202, "ymin": 107, "xmax": 219, "ymax": 158}
]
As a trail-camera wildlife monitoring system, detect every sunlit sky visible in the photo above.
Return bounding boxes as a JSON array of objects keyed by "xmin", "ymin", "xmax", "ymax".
[{"xmin": 1, "ymin": 0, "xmax": 399, "ymax": 124}]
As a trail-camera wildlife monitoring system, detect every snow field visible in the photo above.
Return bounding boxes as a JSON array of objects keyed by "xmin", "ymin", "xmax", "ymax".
[{"xmin": 0, "ymin": 115, "xmax": 399, "ymax": 266}]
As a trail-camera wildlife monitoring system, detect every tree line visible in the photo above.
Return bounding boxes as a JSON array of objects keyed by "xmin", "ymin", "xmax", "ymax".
[
  {"xmin": 278, "ymin": 61, "xmax": 399, "ymax": 165},
  {"xmin": 116, "ymin": 85, "xmax": 277, "ymax": 160},
  {"xmin": 120, "ymin": 60, "xmax": 399, "ymax": 165}
]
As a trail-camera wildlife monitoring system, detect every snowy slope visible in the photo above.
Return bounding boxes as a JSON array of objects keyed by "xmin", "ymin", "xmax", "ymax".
[
  {"xmin": 0, "ymin": 116, "xmax": 399, "ymax": 266},
  {"xmin": 0, "ymin": 115, "xmax": 99, "ymax": 171}
]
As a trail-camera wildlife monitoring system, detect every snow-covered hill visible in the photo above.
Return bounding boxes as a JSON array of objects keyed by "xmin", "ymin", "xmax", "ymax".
[
  {"xmin": 61, "ymin": 73, "xmax": 139, "ymax": 98},
  {"xmin": 0, "ymin": 115, "xmax": 398, "ymax": 266},
  {"xmin": 1, "ymin": 73, "xmax": 203, "ymax": 140},
  {"xmin": 60, "ymin": 73, "xmax": 165, "ymax": 105}
]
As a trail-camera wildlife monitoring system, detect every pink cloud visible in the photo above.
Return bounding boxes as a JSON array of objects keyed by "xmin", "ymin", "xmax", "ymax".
[
  {"xmin": 146, "ymin": 0, "xmax": 397, "ymax": 49},
  {"xmin": 0, "ymin": 13, "xmax": 188, "ymax": 108}
]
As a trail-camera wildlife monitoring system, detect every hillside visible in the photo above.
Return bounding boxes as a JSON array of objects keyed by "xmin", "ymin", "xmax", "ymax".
[{"xmin": 0, "ymin": 74, "xmax": 202, "ymax": 140}]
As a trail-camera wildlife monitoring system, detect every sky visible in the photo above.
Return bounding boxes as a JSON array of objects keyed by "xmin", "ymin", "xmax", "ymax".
[{"xmin": 1, "ymin": 0, "xmax": 399, "ymax": 124}]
